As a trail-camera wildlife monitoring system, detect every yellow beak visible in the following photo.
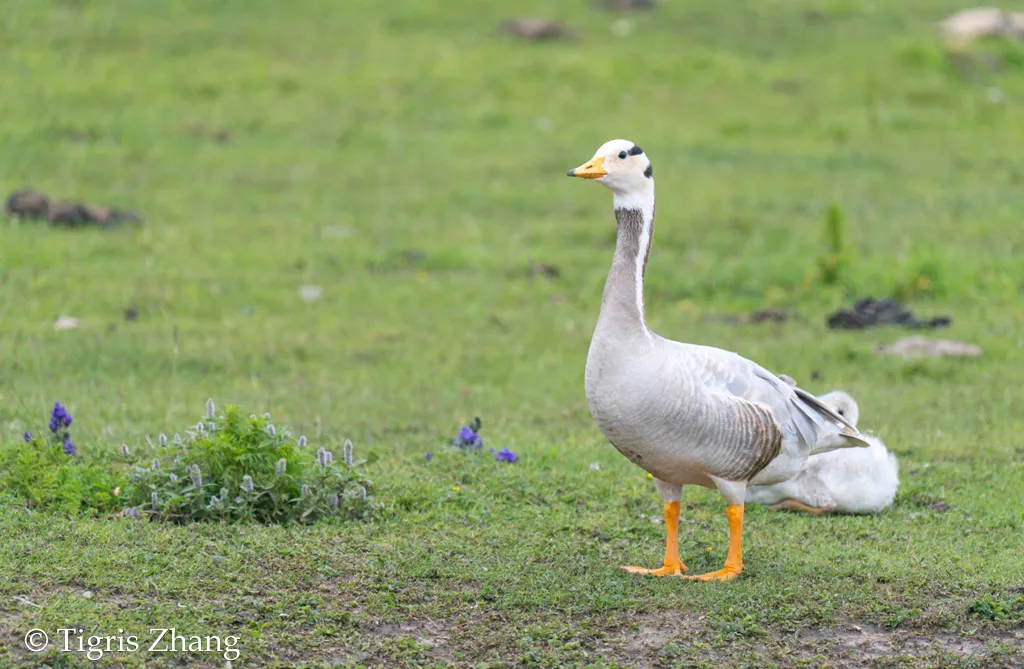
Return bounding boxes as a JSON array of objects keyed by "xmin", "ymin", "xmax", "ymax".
[{"xmin": 567, "ymin": 156, "xmax": 607, "ymax": 179}]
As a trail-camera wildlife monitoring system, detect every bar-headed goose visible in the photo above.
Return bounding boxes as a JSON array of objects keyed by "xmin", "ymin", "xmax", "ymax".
[
  {"xmin": 746, "ymin": 390, "xmax": 899, "ymax": 515},
  {"xmin": 567, "ymin": 139, "xmax": 870, "ymax": 581}
]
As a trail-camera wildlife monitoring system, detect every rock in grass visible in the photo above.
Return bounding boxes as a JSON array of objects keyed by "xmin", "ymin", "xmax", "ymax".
[
  {"xmin": 875, "ymin": 336, "xmax": 982, "ymax": 359},
  {"xmin": 827, "ymin": 297, "xmax": 950, "ymax": 330},
  {"xmin": 47, "ymin": 202, "xmax": 94, "ymax": 227},
  {"xmin": 594, "ymin": 0, "xmax": 656, "ymax": 11},
  {"xmin": 939, "ymin": 8, "xmax": 1024, "ymax": 44},
  {"xmin": 5, "ymin": 190, "xmax": 50, "ymax": 219},
  {"xmin": 49, "ymin": 202, "xmax": 142, "ymax": 228},
  {"xmin": 54, "ymin": 316, "xmax": 80, "ymax": 331},
  {"xmin": 4, "ymin": 190, "xmax": 141, "ymax": 228},
  {"xmin": 299, "ymin": 284, "xmax": 324, "ymax": 302},
  {"xmin": 498, "ymin": 18, "xmax": 576, "ymax": 42}
]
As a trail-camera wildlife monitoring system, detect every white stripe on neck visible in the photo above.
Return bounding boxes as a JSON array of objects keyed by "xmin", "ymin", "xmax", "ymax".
[{"xmin": 613, "ymin": 183, "xmax": 655, "ymax": 338}]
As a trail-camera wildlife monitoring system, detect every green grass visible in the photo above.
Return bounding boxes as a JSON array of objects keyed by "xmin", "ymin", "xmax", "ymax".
[{"xmin": 2, "ymin": 0, "xmax": 1024, "ymax": 666}]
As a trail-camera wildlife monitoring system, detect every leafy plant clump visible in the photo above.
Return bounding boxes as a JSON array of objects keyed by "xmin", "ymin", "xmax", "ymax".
[
  {"xmin": 0, "ymin": 402, "xmax": 121, "ymax": 514},
  {"xmin": 124, "ymin": 401, "xmax": 381, "ymax": 524}
]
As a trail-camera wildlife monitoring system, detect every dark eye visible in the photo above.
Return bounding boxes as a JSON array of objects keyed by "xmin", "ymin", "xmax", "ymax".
[
  {"xmin": 837, "ymin": 409, "xmax": 845, "ymax": 416},
  {"xmin": 618, "ymin": 151, "xmax": 628, "ymax": 159}
]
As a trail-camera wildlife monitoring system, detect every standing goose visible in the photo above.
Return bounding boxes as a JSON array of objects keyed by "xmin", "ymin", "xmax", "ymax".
[
  {"xmin": 746, "ymin": 390, "xmax": 899, "ymax": 515},
  {"xmin": 567, "ymin": 139, "xmax": 870, "ymax": 581}
]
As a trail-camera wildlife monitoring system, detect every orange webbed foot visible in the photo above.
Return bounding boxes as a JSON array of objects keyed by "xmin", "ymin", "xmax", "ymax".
[
  {"xmin": 768, "ymin": 499, "xmax": 834, "ymax": 516},
  {"xmin": 682, "ymin": 566, "xmax": 742, "ymax": 582},
  {"xmin": 620, "ymin": 559, "xmax": 688, "ymax": 577}
]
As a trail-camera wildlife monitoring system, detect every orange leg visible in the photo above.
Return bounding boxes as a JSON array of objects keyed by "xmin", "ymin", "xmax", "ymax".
[
  {"xmin": 621, "ymin": 501, "xmax": 688, "ymax": 576},
  {"xmin": 769, "ymin": 499, "xmax": 833, "ymax": 516},
  {"xmin": 683, "ymin": 504, "xmax": 744, "ymax": 582}
]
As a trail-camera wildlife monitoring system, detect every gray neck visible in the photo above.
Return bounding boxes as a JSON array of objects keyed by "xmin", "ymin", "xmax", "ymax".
[{"xmin": 596, "ymin": 187, "xmax": 656, "ymax": 340}]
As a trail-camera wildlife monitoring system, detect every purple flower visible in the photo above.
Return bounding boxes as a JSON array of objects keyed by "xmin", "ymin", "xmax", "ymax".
[
  {"xmin": 343, "ymin": 439, "xmax": 354, "ymax": 466},
  {"xmin": 267, "ymin": 424, "xmax": 276, "ymax": 436},
  {"xmin": 206, "ymin": 398, "xmax": 215, "ymax": 417},
  {"xmin": 298, "ymin": 435, "xmax": 307, "ymax": 448},
  {"xmin": 158, "ymin": 434, "xmax": 167, "ymax": 446},
  {"xmin": 495, "ymin": 448, "xmax": 517, "ymax": 463},
  {"xmin": 453, "ymin": 419, "xmax": 484, "ymax": 451},
  {"xmin": 169, "ymin": 472, "xmax": 178, "ymax": 483},
  {"xmin": 425, "ymin": 452, "xmax": 433, "ymax": 462},
  {"xmin": 63, "ymin": 439, "xmax": 76, "ymax": 456},
  {"xmin": 241, "ymin": 475, "xmax": 254, "ymax": 494},
  {"xmin": 301, "ymin": 484, "xmax": 310, "ymax": 498},
  {"xmin": 276, "ymin": 458, "xmax": 287, "ymax": 476},
  {"xmin": 330, "ymin": 493, "xmax": 339, "ymax": 508},
  {"xmin": 49, "ymin": 402, "xmax": 73, "ymax": 432},
  {"xmin": 151, "ymin": 491, "xmax": 159, "ymax": 507},
  {"xmin": 23, "ymin": 432, "xmax": 32, "ymax": 442}
]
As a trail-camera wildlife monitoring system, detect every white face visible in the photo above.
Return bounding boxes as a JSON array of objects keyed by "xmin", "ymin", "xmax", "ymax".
[{"xmin": 567, "ymin": 138, "xmax": 653, "ymax": 195}]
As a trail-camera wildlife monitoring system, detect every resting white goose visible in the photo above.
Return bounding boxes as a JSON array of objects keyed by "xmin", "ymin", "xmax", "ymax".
[
  {"xmin": 567, "ymin": 139, "xmax": 871, "ymax": 581},
  {"xmin": 746, "ymin": 390, "xmax": 899, "ymax": 515}
]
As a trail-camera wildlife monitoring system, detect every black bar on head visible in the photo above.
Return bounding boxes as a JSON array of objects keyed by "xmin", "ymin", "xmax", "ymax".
[{"xmin": 628, "ymin": 145, "xmax": 644, "ymax": 156}]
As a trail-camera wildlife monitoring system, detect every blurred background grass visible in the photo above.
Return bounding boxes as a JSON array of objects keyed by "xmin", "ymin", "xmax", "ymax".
[{"xmin": 1, "ymin": 0, "xmax": 1023, "ymax": 666}]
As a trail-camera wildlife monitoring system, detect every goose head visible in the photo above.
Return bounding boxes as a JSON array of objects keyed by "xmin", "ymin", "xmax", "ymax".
[
  {"xmin": 818, "ymin": 390, "xmax": 860, "ymax": 427},
  {"xmin": 567, "ymin": 139, "xmax": 653, "ymax": 197}
]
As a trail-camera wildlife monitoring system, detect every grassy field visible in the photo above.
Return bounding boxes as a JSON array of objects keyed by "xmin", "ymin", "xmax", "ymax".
[{"xmin": 2, "ymin": 0, "xmax": 1024, "ymax": 666}]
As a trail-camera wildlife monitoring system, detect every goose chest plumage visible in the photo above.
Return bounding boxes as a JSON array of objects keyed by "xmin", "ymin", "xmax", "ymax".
[{"xmin": 568, "ymin": 139, "xmax": 870, "ymax": 581}]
